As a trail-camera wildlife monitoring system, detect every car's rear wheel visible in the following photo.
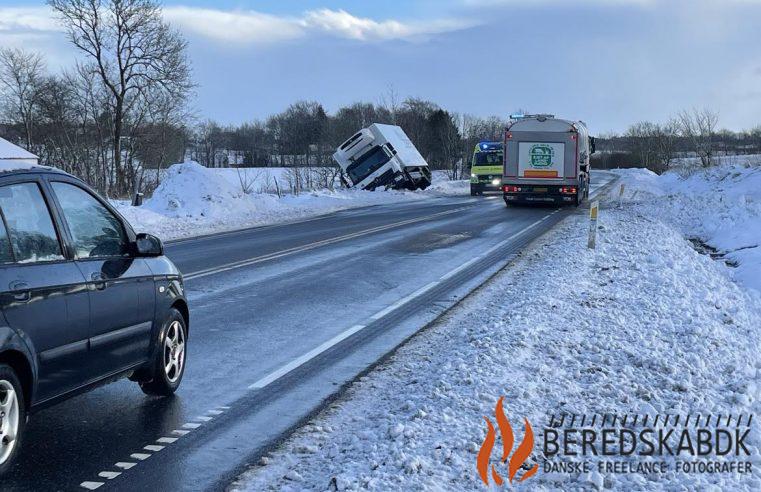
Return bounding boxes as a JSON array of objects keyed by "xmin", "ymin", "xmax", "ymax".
[
  {"xmin": 0, "ymin": 365, "xmax": 25, "ymax": 475},
  {"xmin": 139, "ymin": 309, "xmax": 187, "ymax": 396}
]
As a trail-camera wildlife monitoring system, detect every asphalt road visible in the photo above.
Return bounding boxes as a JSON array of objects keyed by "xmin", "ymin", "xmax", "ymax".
[{"xmin": 4, "ymin": 174, "xmax": 615, "ymax": 491}]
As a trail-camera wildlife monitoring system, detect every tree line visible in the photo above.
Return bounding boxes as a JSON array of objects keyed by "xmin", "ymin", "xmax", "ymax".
[{"xmin": 593, "ymin": 109, "xmax": 761, "ymax": 173}]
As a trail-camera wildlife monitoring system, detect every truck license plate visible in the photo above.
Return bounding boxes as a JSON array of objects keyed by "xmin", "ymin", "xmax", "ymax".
[{"xmin": 533, "ymin": 187, "xmax": 548, "ymax": 193}]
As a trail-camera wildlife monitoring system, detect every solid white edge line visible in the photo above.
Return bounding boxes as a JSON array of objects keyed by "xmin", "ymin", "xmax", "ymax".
[
  {"xmin": 184, "ymin": 206, "xmax": 473, "ymax": 281},
  {"xmin": 370, "ymin": 281, "xmax": 439, "ymax": 320},
  {"xmin": 439, "ymin": 257, "xmax": 480, "ymax": 281},
  {"xmin": 249, "ymin": 324, "xmax": 367, "ymax": 389}
]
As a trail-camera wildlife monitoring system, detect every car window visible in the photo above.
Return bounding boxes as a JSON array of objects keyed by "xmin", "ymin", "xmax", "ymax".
[
  {"xmin": 51, "ymin": 182, "xmax": 129, "ymax": 259},
  {"xmin": 0, "ymin": 182, "xmax": 64, "ymax": 263},
  {"xmin": 0, "ymin": 213, "xmax": 13, "ymax": 264}
]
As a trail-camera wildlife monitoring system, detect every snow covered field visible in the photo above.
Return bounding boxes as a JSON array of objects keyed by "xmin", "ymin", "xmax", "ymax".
[
  {"xmin": 114, "ymin": 162, "xmax": 468, "ymax": 241},
  {"xmin": 232, "ymin": 160, "xmax": 761, "ymax": 491},
  {"xmin": 612, "ymin": 155, "xmax": 761, "ymax": 292}
]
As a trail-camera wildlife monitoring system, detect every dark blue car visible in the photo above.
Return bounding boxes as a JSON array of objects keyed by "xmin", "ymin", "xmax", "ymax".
[{"xmin": 0, "ymin": 165, "xmax": 189, "ymax": 473}]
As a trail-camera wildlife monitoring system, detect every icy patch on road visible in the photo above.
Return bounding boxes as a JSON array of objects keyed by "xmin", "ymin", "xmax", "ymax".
[
  {"xmin": 114, "ymin": 162, "xmax": 468, "ymax": 241},
  {"xmin": 612, "ymin": 158, "xmax": 761, "ymax": 292},
  {"xmin": 232, "ymin": 206, "xmax": 761, "ymax": 491}
]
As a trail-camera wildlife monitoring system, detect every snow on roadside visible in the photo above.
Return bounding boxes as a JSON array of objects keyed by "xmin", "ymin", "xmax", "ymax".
[
  {"xmin": 612, "ymin": 157, "xmax": 761, "ymax": 292},
  {"xmin": 113, "ymin": 162, "xmax": 468, "ymax": 241},
  {"xmin": 231, "ymin": 200, "xmax": 761, "ymax": 491}
]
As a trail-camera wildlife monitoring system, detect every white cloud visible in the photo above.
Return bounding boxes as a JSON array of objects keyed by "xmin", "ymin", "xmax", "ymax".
[
  {"xmin": 163, "ymin": 7, "xmax": 304, "ymax": 45},
  {"xmin": 165, "ymin": 7, "xmax": 474, "ymax": 45},
  {"xmin": 1, "ymin": 5, "xmax": 472, "ymax": 48},
  {"xmin": 301, "ymin": 9, "xmax": 473, "ymax": 41},
  {"xmin": 0, "ymin": 6, "xmax": 59, "ymax": 33}
]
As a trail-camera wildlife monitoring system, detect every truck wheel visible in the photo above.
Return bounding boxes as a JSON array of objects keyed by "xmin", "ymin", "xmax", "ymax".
[
  {"xmin": 0, "ymin": 364, "xmax": 25, "ymax": 476},
  {"xmin": 139, "ymin": 309, "xmax": 188, "ymax": 396}
]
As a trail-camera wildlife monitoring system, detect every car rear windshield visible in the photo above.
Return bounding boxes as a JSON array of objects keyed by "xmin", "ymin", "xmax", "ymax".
[
  {"xmin": 347, "ymin": 147, "xmax": 391, "ymax": 184},
  {"xmin": 473, "ymin": 151, "xmax": 503, "ymax": 166}
]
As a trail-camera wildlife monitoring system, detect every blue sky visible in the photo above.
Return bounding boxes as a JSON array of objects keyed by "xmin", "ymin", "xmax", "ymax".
[{"xmin": 2, "ymin": 0, "xmax": 761, "ymax": 133}]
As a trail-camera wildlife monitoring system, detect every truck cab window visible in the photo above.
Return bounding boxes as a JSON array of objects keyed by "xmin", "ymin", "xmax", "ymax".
[
  {"xmin": 0, "ymin": 183, "xmax": 64, "ymax": 263},
  {"xmin": 346, "ymin": 147, "xmax": 391, "ymax": 184},
  {"xmin": 51, "ymin": 182, "xmax": 129, "ymax": 259}
]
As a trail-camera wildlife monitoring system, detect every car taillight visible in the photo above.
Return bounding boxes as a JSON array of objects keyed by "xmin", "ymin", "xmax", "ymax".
[
  {"xmin": 560, "ymin": 187, "xmax": 577, "ymax": 194},
  {"xmin": 503, "ymin": 185, "xmax": 521, "ymax": 193}
]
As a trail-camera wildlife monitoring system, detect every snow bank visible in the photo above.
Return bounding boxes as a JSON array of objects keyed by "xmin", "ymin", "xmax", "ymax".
[
  {"xmin": 115, "ymin": 162, "xmax": 468, "ymax": 241},
  {"xmin": 232, "ymin": 206, "xmax": 761, "ymax": 491},
  {"xmin": 612, "ymin": 158, "xmax": 761, "ymax": 292}
]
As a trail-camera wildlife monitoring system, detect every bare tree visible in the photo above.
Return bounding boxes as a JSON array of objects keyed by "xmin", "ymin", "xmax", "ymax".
[
  {"xmin": 49, "ymin": 0, "xmax": 192, "ymax": 195},
  {"xmin": 0, "ymin": 48, "xmax": 46, "ymax": 148},
  {"xmin": 678, "ymin": 108, "xmax": 719, "ymax": 167}
]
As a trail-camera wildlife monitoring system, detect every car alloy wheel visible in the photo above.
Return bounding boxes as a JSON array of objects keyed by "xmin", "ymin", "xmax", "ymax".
[
  {"xmin": 0, "ymin": 380, "xmax": 20, "ymax": 465},
  {"xmin": 163, "ymin": 320, "xmax": 186, "ymax": 383}
]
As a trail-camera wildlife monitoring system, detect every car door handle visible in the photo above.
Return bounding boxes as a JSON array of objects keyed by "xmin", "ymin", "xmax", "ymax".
[
  {"xmin": 8, "ymin": 281, "xmax": 31, "ymax": 302},
  {"xmin": 91, "ymin": 272, "xmax": 107, "ymax": 290}
]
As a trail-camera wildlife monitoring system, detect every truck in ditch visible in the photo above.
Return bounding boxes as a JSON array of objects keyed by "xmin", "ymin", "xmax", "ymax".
[
  {"xmin": 333, "ymin": 123, "xmax": 432, "ymax": 191},
  {"xmin": 502, "ymin": 115, "xmax": 595, "ymax": 206}
]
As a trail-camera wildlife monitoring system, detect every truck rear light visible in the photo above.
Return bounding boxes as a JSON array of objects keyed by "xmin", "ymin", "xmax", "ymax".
[
  {"xmin": 560, "ymin": 187, "xmax": 577, "ymax": 194},
  {"xmin": 503, "ymin": 185, "xmax": 521, "ymax": 193}
]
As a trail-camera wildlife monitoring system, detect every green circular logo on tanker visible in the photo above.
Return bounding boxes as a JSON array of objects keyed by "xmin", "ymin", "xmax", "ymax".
[{"xmin": 529, "ymin": 144, "xmax": 554, "ymax": 168}]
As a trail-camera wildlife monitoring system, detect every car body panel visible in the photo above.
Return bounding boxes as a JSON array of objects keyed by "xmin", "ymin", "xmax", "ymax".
[{"xmin": 0, "ymin": 167, "xmax": 188, "ymax": 412}]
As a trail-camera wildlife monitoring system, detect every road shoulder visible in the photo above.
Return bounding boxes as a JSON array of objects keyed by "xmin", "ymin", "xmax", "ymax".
[{"xmin": 231, "ymin": 198, "xmax": 761, "ymax": 491}]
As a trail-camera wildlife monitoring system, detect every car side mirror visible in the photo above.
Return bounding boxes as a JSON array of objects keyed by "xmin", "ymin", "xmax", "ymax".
[
  {"xmin": 135, "ymin": 233, "xmax": 163, "ymax": 257},
  {"xmin": 590, "ymin": 137, "xmax": 597, "ymax": 155}
]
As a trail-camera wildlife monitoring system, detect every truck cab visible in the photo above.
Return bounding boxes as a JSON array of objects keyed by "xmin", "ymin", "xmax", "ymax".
[
  {"xmin": 333, "ymin": 124, "xmax": 432, "ymax": 191},
  {"xmin": 469, "ymin": 141, "xmax": 504, "ymax": 196},
  {"xmin": 502, "ymin": 115, "xmax": 595, "ymax": 206}
]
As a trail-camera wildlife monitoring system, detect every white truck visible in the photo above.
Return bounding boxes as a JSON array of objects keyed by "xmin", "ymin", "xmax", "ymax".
[
  {"xmin": 502, "ymin": 115, "xmax": 595, "ymax": 206},
  {"xmin": 333, "ymin": 124, "xmax": 432, "ymax": 191}
]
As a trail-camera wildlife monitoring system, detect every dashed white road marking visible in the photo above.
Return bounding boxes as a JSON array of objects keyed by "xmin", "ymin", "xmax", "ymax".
[
  {"xmin": 115, "ymin": 462, "xmax": 136, "ymax": 470},
  {"xmin": 157, "ymin": 437, "xmax": 179, "ymax": 444},
  {"xmin": 195, "ymin": 415, "xmax": 213, "ymax": 422},
  {"xmin": 130, "ymin": 453, "xmax": 151, "ymax": 461},
  {"xmin": 207, "ymin": 409, "xmax": 224, "ymax": 415},
  {"xmin": 182, "ymin": 422, "xmax": 202, "ymax": 429},
  {"xmin": 98, "ymin": 471, "xmax": 121, "ymax": 480},
  {"xmin": 249, "ymin": 324, "xmax": 367, "ymax": 389},
  {"xmin": 80, "ymin": 481, "xmax": 104, "ymax": 490},
  {"xmin": 144, "ymin": 445, "xmax": 164, "ymax": 452},
  {"xmin": 173, "ymin": 429, "xmax": 191, "ymax": 436},
  {"xmin": 246, "ymin": 208, "xmax": 562, "ymax": 393}
]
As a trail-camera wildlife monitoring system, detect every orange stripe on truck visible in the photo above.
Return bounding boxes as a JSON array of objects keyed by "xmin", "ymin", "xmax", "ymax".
[{"xmin": 523, "ymin": 170, "xmax": 559, "ymax": 178}]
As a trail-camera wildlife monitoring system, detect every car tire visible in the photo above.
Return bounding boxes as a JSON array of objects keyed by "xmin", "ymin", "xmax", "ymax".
[
  {"xmin": 0, "ymin": 364, "xmax": 25, "ymax": 476},
  {"xmin": 139, "ymin": 309, "xmax": 188, "ymax": 396}
]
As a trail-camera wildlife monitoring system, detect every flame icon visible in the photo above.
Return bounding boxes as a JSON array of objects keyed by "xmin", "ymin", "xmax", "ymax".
[{"xmin": 476, "ymin": 397, "xmax": 538, "ymax": 486}]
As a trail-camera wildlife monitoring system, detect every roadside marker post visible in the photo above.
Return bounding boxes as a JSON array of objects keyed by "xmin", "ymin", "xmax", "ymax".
[
  {"xmin": 618, "ymin": 184, "xmax": 626, "ymax": 208},
  {"xmin": 588, "ymin": 200, "xmax": 599, "ymax": 249}
]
